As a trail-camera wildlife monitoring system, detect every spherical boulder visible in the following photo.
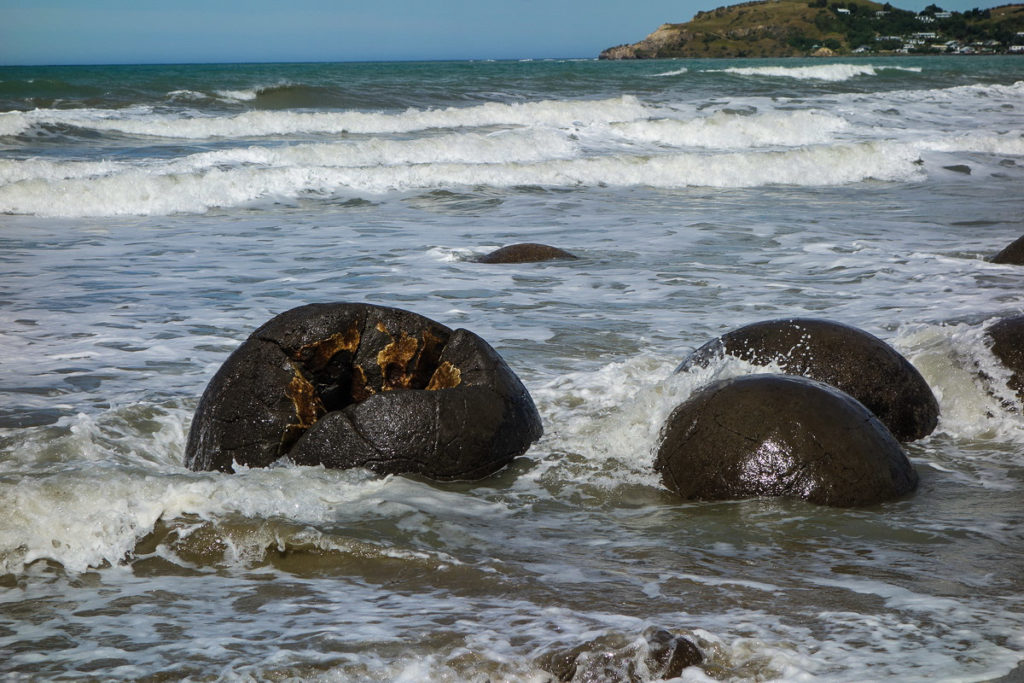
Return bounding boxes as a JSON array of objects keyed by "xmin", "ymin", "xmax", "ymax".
[
  {"xmin": 991, "ymin": 235, "xmax": 1024, "ymax": 265},
  {"xmin": 676, "ymin": 318, "xmax": 939, "ymax": 442},
  {"xmin": 185, "ymin": 303, "xmax": 543, "ymax": 479},
  {"xmin": 475, "ymin": 243, "xmax": 577, "ymax": 264},
  {"xmin": 654, "ymin": 374, "xmax": 919, "ymax": 507},
  {"xmin": 986, "ymin": 315, "xmax": 1024, "ymax": 401}
]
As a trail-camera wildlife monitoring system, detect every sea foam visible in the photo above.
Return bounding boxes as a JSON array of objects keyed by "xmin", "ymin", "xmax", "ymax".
[
  {"xmin": 1, "ymin": 95, "xmax": 652, "ymax": 140},
  {"xmin": 603, "ymin": 109, "xmax": 849, "ymax": 149},
  {"xmin": 718, "ymin": 63, "xmax": 923, "ymax": 81},
  {"xmin": 0, "ymin": 141, "xmax": 924, "ymax": 216}
]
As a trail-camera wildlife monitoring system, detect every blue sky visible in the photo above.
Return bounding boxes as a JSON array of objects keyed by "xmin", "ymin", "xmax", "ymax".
[{"xmin": 0, "ymin": 0, "xmax": 995, "ymax": 65}]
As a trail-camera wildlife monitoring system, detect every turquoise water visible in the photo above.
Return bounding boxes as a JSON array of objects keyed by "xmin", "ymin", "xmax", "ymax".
[{"xmin": 1, "ymin": 57, "xmax": 1023, "ymax": 680}]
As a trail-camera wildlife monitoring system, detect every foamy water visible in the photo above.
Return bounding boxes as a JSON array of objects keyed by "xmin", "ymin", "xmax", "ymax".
[
  {"xmin": 1, "ymin": 57, "xmax": 1023, "ymax": 681},
  {"xmin": 718, "ymin": 63, "xmax": 924, "ymax": 81}
]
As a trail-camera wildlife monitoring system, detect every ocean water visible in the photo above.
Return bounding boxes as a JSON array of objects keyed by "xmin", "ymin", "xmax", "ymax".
[{"xmin": 1, "ymin": 56, "xmax": 1023, "ymax": 681}]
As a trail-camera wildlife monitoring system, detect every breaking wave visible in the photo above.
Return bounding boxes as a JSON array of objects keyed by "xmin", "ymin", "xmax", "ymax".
[
  {"xmin": 0, "ymin": 141, "xmax": 925, "ymax": 216},
  {"xmin": 719, "ymin": 63, "xmax": 924, "ymax": 81},
  {"xmin": 0, "ymin": 95, "xmax": 653, "ymax": 139}
]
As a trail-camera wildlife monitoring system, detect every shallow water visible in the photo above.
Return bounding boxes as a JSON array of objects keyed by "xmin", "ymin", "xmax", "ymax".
[{"xmin": 1, "ymin": 57, "xmax": 1023, "ymax": 680}]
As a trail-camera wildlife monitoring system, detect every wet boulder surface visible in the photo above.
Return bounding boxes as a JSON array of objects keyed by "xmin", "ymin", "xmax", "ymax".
[
  {"xmin": 475, "ymin": 243, "xmax": 577, "ymax": 264},
  {"xmin": 655, "ymin": 374, "xmax": 919, "ymax": 507},
  {"xmin": 185, "ymin": 303, "xmax": 543, "ymax": 478},
  {"xmin": 537, "ymin": 628, "xmax": 703, "ymax": 682},
  {"xmin": 676, "ymin": 318, "xmax": 939, "ymax": 442},
  {"xmin": 986, "ymin": 314, "xmax": 1024, "ymax": 402},
  {"xmin": 990, "ymin": 235, "xmax": 1024, "ymax": 265}
]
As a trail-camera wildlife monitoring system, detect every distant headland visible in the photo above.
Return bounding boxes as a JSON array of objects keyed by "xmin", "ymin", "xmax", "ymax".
[{"xmin": 599, "ymin": 0, "xmax": 1024, "ymax": 58}]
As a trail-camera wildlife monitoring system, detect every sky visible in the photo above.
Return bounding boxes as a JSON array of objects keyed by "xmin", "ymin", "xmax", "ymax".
[{"xmin": 0, "ymin": 0, "xmax": 998, "ymax": 65}]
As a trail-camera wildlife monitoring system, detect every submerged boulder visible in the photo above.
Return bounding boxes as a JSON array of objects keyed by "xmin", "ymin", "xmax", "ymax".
[
  {"xmin": 986, "ymin": 315, "xmax": 1024, "ymax": 402},
  {"xmin": 654, "ymin": 374, "xmax": 919, "ymax": 507},
  {"xmin": 676, "ymin": 318, "xmax": 938, "ymax": 442},
  {"xmin": 538, "ymin": 628, "xmax": 702, "ymax": 682},
  {"xmin": 991, "ymin": 235, "xmax": 1024, "ymax": 265},
  {"xmin": 185, "ymin": 303, "xmax": 543, "ymax": 478},
  {"xmin": 475, "ymin": 243, "xmax": 577, "ymax": 264}
]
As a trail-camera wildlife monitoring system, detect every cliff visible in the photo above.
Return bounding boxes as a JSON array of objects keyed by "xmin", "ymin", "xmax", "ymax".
[{"xmin": 599, "ymin": 0, "xmax": 1024, "ymax": 58}]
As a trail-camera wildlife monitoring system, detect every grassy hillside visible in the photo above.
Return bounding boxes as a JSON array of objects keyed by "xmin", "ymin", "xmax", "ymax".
[{"xmin": 599, "ymin": 0, "xmax": 1024, "ymax": 58}]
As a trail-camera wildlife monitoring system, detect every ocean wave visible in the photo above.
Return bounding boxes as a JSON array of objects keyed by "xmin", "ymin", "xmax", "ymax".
[
  {"xmin": 166, "ymin": 89, "xmax": 210, "ymax": 102},
  {"xmin": 895, "ymin": 320, "xmax": 1024, "ymax": 445},
  {"xmin": 0, "ymin": 95, "xmax": 653, "ymax": 140},
  {"xmin": 718, "ymin": 63, "xmax": 923, "ymax": 82},
  {"xmin": 214, "ymin": 87, "xmax": 260, "ymax": 101},
  {"xmin": 650, "ymin": 67, "xmax": 689, "ymax": 77},
  {"xmin": 0, "ymin": 401, "xmax": 511, "ymax": 574},
  {"xmin": 921, "ymin": 131, "xmax": 1024, "ymax": 156},
  {"xmin": 861, "ymin": 79, "xmax": 1024, "ymax": 107},
  {"xmin": 0, "ymin": 127, "xmax": 579, "ymax": 187},
  {"xmin": 0, "ymin": 141, "xmax": 924, "ymax": 217},
  {"xmin": 603, "ymin": 109, "xmax": 849, "ymax": 149}
]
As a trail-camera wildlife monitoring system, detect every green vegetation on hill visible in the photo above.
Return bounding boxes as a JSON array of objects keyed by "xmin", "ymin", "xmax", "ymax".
[{"xmin": 598, "ymin": 0, "xmax": 1024, "ymax": 58}]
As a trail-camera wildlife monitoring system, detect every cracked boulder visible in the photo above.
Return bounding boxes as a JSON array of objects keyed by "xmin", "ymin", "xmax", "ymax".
[
  {"xmin": 654, "ymin": 374, "xmax": 919, "ymax": 507},
  {"xmin": 986, "ymin": 315, "xmax": 1024, "ymax": 402},
  {"xmin": 676, "ymin": 318, "xmax": 938, "ymax": 442},
  {"xmin": 184, "ymin": 303, "xmax": 543, "ymax": 478},
  {"xmin": 475, "ymin": 243, "xmax": 577, "ymax": 264}
]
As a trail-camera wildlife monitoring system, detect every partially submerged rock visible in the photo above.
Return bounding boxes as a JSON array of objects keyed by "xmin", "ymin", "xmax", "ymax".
[
  {"xmin": 185, "ymin": 303, "xmax": 543, "ymax": 478},
  {"xmin": 655, "ymin": 374, "xmax": 919, "ymax": 507},
  {"xmin": 475, "ymin": 243, "xmax": 577, "ymax": 264},
  {"xmin": 990, "ymin": 235, "xmax": 1024, "ymax": 265},
  {"xmin": 677, "ymin": 318, "xmax": 939, "ymax": 442},
  {"xmin": 986, "ymin": 315, "xmax": 1024, "ymax": 402},
  {"xmin": 538, "ymin": 628, "xmax": 702, "ymax": 682}
]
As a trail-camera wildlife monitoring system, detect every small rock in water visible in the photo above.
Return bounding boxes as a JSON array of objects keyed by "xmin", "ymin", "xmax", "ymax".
[
  {"xmin": 476, "ymin": 243, "xmax": 578, "ymax": 264},
  {"xmin": 944, "ymin": 164, "xmax": 972, "ymax": 175},
  {"xmin": 537, "ymin": 627, "xmax": 702, "ymax": 682}
]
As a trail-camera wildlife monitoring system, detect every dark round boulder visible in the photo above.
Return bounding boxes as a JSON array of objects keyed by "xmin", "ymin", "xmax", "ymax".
[
  {"xmin": 986, "ymin": 315, "xmax": 1024, "ymax": 402},
  {"xmin": 676, "ymin": 318, "xmax": 939, "ymax": 442},
  {"xmin": 991, "ymin": 235, "xmax": 1024, "ymax": 265},
  {"xmin": 655, "ymin": 374, "xmax": 919, "ymax": 507},
  {"xmin": 475, "ymin": 243, "xmax": 577, "ymax": 264},
  {"xmin": 185, "ymin": 303, "xmax": 543, "ymax": 478}
]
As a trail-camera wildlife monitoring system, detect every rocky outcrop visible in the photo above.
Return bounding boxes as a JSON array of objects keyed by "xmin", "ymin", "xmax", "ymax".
[
  {"xmin": 991, "ymin": 235, "xmax": 1024, "ymax": 265},
  {"xmin": 676, "ymin": 318, "xmax": 939, "ymax": 442},
  {"xmin": 185, "ymin": 303, "xmax": 542, "ymax": 479},
  {"xmin": 599, "ymin": 25, "xmax": 695, "ymax": 60},
  {"xmin": 475, "ymin": 243, "xmax": 577, "ymax": 264},
  {"xmin": 655, "ymin": 374, "xmax": 919, "ymax": 507},
  {"xmin": 538, "ymin": 628, "xmax": 702, "ymax": 682},
  {"xmin": 986, "ymin": 315, "xmax": 1024, "ymax": 402},
  {"xmin": 599, "ymin": 0, "xmax": 1024, "ymax": 59}
]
